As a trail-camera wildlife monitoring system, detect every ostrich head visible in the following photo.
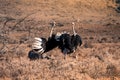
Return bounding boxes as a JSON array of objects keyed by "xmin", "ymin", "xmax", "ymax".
[{"xmin": 53, "ymin": 21, "xmax": 56, "ymax": 27}]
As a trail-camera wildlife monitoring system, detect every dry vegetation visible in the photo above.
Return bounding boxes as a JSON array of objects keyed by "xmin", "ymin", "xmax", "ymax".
[{"xmin": 0, "ymin": 0, "xmax": 120, "ymax": 80}]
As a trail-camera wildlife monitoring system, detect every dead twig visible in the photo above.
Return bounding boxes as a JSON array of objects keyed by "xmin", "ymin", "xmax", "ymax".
[{"xmin": 12, "ymin": 12, "xmax": 37, "ymax": 30}]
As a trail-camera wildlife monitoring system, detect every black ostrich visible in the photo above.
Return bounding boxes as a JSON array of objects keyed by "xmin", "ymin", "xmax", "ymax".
[
  {"xmin": 59, "ymin": 32, "xmax": 74, "ymax": 54},
  {"xmin": 71, "ymin": 22, "xmax": 82, "ymax": 52}
]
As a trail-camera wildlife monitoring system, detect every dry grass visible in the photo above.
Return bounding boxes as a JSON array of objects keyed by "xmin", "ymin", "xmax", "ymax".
[{"xmin": 0, "ymin": 0, "xmax": 120, "ymax": 80}]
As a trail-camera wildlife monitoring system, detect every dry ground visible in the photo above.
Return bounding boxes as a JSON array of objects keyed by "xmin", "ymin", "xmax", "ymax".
[{"xmin": 0, "ymin": 0, "xmax": 120, "ymax": 80}]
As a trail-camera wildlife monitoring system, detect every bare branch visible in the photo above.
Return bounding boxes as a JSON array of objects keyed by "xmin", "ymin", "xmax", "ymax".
[{"xmin": 12, "ymin": 12, "xmax": 37, "ymax": 30}]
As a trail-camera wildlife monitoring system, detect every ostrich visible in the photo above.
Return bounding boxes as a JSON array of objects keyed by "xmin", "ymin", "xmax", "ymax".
[
  {"xmin": 58, "ymin": 31, "xmax": 74, "ymax": 54},
  {"xmin": 71, "ymin": 22, "xmax": 82, "ymax": 52},
  {"xmin": 28, "ymin": 21, "xmax": 62, "ymax": 60},
  {"xmin": 54, "ymin": 31, "xmax": 76, "ymax": 60}
]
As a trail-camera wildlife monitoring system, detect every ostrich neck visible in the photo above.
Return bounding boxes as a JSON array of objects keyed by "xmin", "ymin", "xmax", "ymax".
[{"xmin": 73, "ymin": 25, "xmax": 77, "ymax": 35}]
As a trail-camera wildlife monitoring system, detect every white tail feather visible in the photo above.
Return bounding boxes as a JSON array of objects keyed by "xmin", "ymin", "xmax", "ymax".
[
  {"xmin": 34, "ymin": 37, "xmax": 42, "ymax": 42},
  {"xmin": 32, "ymin": 37, "xmax": 43, "ymax": 49}
]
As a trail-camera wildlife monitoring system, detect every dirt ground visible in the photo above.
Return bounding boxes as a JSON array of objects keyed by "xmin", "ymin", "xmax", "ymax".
[{"xmin": 0, "ymin": 0, "xmax": 120, "ymax": 80}]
